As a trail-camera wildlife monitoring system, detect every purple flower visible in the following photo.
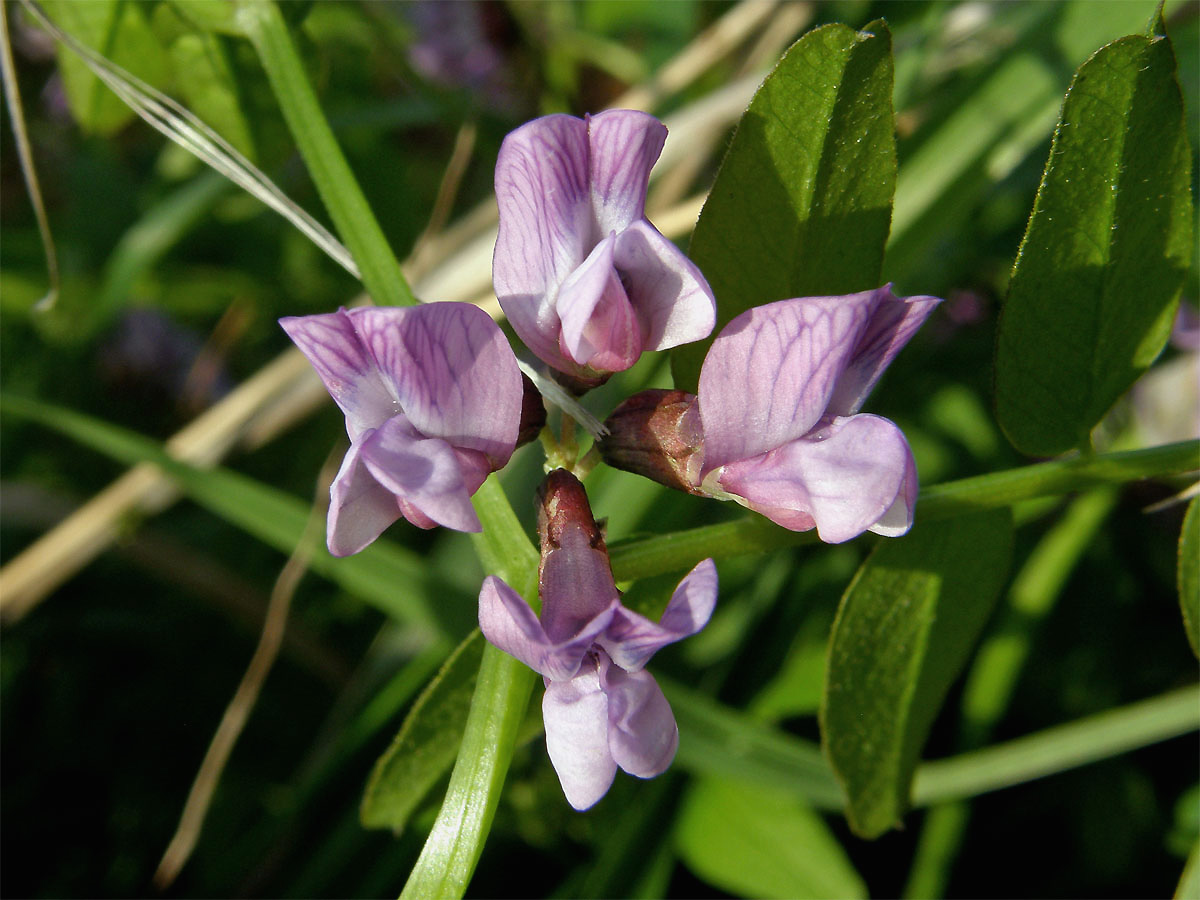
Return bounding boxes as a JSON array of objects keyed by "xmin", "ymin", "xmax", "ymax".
[
  {"xmin": 493, "ymin": 110, "xmax": 716, "ymax": 385},
  {"xmin": 280, "ymin": 303, "xmax": 523, "ymax": 555},
  {"xmin": 697, "ymin": 286, "xmax": 940, "ymax": 542},
  {"xmin": 478, "ymin": 470, "xmax": 717, "ymax": 810},
  {"xmin": 599, "ymin": 286, "xmax": 941, "ymax": 543}
]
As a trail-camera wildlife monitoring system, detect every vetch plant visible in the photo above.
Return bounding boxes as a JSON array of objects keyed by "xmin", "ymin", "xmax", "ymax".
[{"xmin": 5, "ymin": 4, "xmax": 1197, "ymax": 899}]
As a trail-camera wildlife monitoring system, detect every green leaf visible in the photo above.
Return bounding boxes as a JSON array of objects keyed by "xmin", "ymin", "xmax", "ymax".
[
  {"xmin": 167, "ymin": 0, "xmax": 247, "ymax": 36},
  {"xmin": 1180, "ymin": 497, "xmax": 1200, "ymax": 659},
  {"xmin": 885, "ymin": 0, "xmax": 1160, "ymax": 286},
  {"xmin": 167, "ymin": 32, "xmax": 257, "ymax": 160},
  {"xmin": 42, "ymin": 0, "xmax": 170, "ymax": 135},
  {"xmin": 822, "ymin": 510, "xmax": 1014, "ymax": 838},
  {"xmin": 995, "ymin": 26, "xmax": 1194, "ymax": 456},
  {"xmin": 676, "ymin": 777, "xmax": 866, "ymax": 900},
  {"xmin": 361, "ymin": 632, "xmax": 484, "ymax": 832},
  {"xmin": 672, "ymin": 20, "xmax": 896, "ymax": 391},
  {"xmin": 0, "ymin": 392, "xmax": 453, "ymax": 632},
  {"xmin": 662, "ymin": 676, "xmax": 844, "ymax": 810}
]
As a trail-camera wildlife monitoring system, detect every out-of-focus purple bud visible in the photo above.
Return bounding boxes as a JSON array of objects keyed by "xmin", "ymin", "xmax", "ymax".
[
  {"xmin": 479, "ymin": 469, "xmax": 717, "ymax": 810},
  {"xmin": 493, "ymin": 110, "xmax": 716, "ymax": 387},
  {"xmin": 280, "ymin": 303, "xmax": 523, "ymax": 555},
  {"xmin": 596, "ymin": 389, "xmax": 705, "ymax": 495},
  {"xmin": 1170, "ymin": 303, "xmax": 1200, "ymax": 353}
]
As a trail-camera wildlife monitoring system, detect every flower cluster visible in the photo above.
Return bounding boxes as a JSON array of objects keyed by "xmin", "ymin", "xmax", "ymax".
[{"xmin": 281, "ymin": 110, "xmax": 941, "ymax": 809}]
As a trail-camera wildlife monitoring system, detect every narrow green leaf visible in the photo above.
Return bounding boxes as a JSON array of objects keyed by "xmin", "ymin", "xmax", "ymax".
[
  {"xmin": 662, "ymin": 676, "xmax": 844, "ymax": 810},
  {"xmin": 1180, "ymin": 497, "xmax": 1200, "ymax": 659},
  {"xmin": 822, "ymin": 510, "xmax": 1014, "ymax": 838},
  {"xmin": 676, "ymin": 777, "xmax": 866, "ymax": 900},
  {"xmin": 235, "ymin": 0, "xmax": 416, "ymax": 307},
  {"xmin": 400, "ymin": 478, "xmax": 539, "ymax": 899},
  {"xmin": 672, "ymin": 20, "xmax": 896, "ymax": 391},
  {"xmin": 42, "ymin": 0, "xmax": 170, "ymax": 135},
  {"xmin": 0, "ymin": 393, "xmax": 450, "ymax": 632},
  {"xmin": 995, "ymin": 26, "xmax": 1194, "ymax": 456},
  {"xmin": 361, "ymin": 632, "xmax": 484, "ymax": 832}
]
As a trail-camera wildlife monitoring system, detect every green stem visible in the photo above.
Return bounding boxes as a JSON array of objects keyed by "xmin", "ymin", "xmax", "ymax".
[
  {"xmin": 664, "ymin": 678, "xmax": 1198, "ymax": 810},
  {"xmin": 902, "ymin": 487, "xmax": 1119, "ymax": 898},
  {"xmin": 236, "ymin": 1, "xmax": 416, "ymax": 307},
  {"xmin": 609, "ymin": 440, "xmax": 1199, "ymax": 581},
  {"xmin": 911, "ymin": 686, "xmax": 1200, "ymax": 806},
  {"xmin": 399, "ymin": 476, "xmax": 538, "ymax": 899}
]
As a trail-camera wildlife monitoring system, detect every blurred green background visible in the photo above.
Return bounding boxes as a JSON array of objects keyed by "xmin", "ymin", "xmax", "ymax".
[{"xmin": 1, "ymin": 1, "xmax": 1196, "ymax": 897}]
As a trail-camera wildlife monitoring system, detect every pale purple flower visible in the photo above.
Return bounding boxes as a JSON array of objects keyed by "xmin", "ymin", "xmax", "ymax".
[
  {"xmin": 478, "ymin": 469, "xmax": 717, "ymax": 810},
  {"xmin": 697, "ymin": 286, "xmax": 940, "ymax": 542},
  {"xmin": 280, "ymin": 303, "xmax": 523, "ymax": 556},
  {"xmin": 493, "ymin": 110, "xmax": 716, "ymax": 384},
  {"xmin": 598, "ymin": 285, "xmax": 941, "ymax": 543}
]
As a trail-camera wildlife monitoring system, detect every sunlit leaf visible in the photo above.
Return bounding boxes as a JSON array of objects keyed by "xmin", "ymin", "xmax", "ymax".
[
  {"xmin": 995, "ymin": 19, "xmax": 1193, "ymax": 456},
  {"xmin": 42, "ymin": 0, "xmax": 170, "ymax": 135},
  {"xmin": 676, "ymin": 777, "xmax": 866, "ymax": 900},
  {"xmin": 167, "ymin": 32, "xmax": 257, "ymax": 160},
  {"xmin": 886, "ymin": 0, "xmax": 1164, "ymax": 287},
  {"xmin": 167, "ymin": 0, "xmax": 247, "ymax": 36},
  {"xmin": 822, "ymin": 510, "xmax": 1013, "ymax": 838},
  {"xmin": 672, "ymin": 20, "xmax": 896, "ymax": 391},
  {"xmin": 361, "ymin": 632, "xmax": 483, "ymax": 833},
  {"xmin": 1179, "ymin": 497, "xmax": 1200, "ymax": 659}
]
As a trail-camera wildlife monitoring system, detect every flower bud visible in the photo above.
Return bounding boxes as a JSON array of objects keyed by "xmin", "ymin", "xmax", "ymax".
[
  {"xmin": 597, "ymin": 389, "xmax": 705, "ymax": 495},
  {"xmin": 536, "ymin": 468, "xmax": 607, "ymax": 557}
]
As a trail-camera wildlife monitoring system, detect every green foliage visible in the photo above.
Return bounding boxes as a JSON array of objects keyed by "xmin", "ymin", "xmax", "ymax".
[
  {"xmin": 822, "ymin": 510, "xmax": 1013, "ymax": 837},
  {"xmin": 361, "ymin": 632, "xmax": 483, "ymax": 833},
  {"xmin": 166, "ymin": 32, "xmax": 257, "ymax": 160},
  {"xmin": 676, "ymin": 776, "xmax": 866, "ymax": 899},
  {"xmin": 995, "ymin": 21, "xmax": 1194, "ymax": 456},
  {"xmin": 672, "ymin": 20, "xmax": 896, "ymax": 391},
  {"xmin": 1180, "ymin": 497, "xmax": 1200, "ymax": 659},
  {"xmin": 42, "ymin": 0, "xmax": 170, "ymax": 135},
  {"xmin": 0, "ymin": 392, "xmax": 453, "ymax": 632}
]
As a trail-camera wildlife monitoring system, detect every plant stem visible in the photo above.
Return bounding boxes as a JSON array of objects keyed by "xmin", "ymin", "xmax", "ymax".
[
  {"xmin": 609, "ymin": 440, "xmax": 1199, "ymax": 580},
  {"xmin": 911, "ymin": 685, "xmax": 1200, "ymax": 806},
  {"xmin": 236, "ymin": 0, "xmax": 416, "ymax": 307}
]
